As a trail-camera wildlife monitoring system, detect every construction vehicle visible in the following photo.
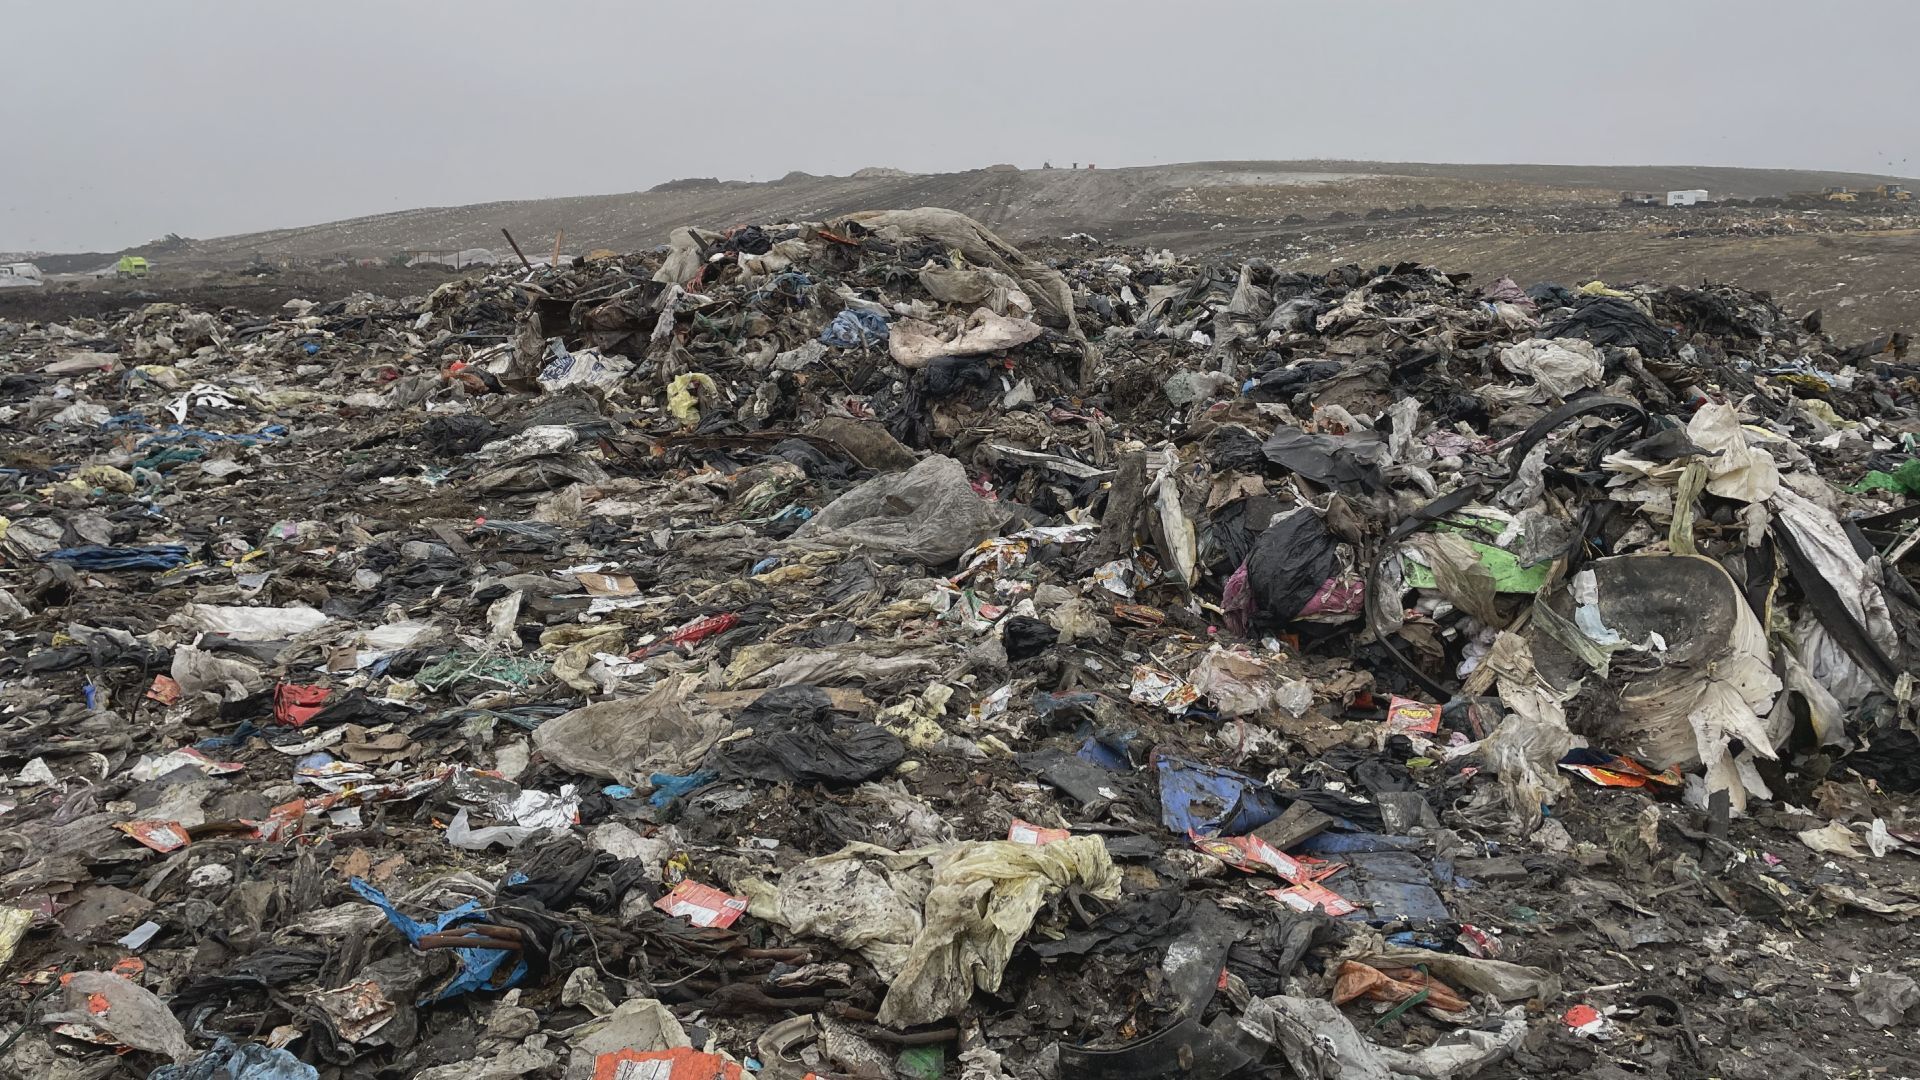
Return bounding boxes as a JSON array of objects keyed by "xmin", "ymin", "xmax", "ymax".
[
  {"xmin": 1822, "ymin": 187, "xmax": 1858, "ymax": 203},
  {"xmin": 114, "ymin": 256, "xmax": 150, "ymax": 279},
  {"xmin": 0, "ymin": 262, "xmax": 44, "ymax": 288},
  {"xmin": 1865, "ymin": 184, "xmax": 1913, "ymax": 202}
]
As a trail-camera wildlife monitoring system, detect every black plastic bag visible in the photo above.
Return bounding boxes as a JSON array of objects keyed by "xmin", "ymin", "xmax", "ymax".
[
  {"xmin": 1540, "ymin": 296, "xmax": 1671, "ymax": 357},
  {"xmin": 923, "ymin": 355, "xmax": 995, "ymax": 398},
  {"xmin": 306, "ymin": 690, "xmax": 412, "ymax": 730},
  {"xmin": 419, "ymin": 414, "xmax": 502, "ymax": 456},
  {"xmin": 1206, "ymin": 495, "xmax": 1282, "ymax": 577},
  {"xmin": 1260, "ymin": 427, "xmax": 1385, "ymax": 492},
  {"xmin": 706, "ymin": 685, "xmax": 906, "ymax": 785},
  {"xmin": 1244, "ymin": 508, "xmax": 1341, "ymax": 626},
  {"xmin": 498, "ymin": 834, "xmax": 609, "ymax": 909},
  {"xmin": 1001, "ymin": 616, "xmax": 1060, "ymax": 660}
]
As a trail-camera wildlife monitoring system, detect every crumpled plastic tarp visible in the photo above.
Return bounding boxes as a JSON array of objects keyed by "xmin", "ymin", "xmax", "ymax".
[
  {"xmin": 568, "ymin": 997, "xmax": 694, "ymax": 1077},
  {"xmin": 531, "ymin": 673, "xmax": 723, "ymax": 785},
  {"xmin": 843, "ymin": 207, "xmax": 1080, "ymax": 334},
  {"xmin": 177, "ymin": 603, "xmax": 332, "ymax": 641},
  {"xmin": 1188, "ymin": 646, "xmax": 1313, "ymax": 718},
  {"xmin": 1769, "ymin": 484, "xmax": 1901, "ymax": 702},
  {"xmin": 876, "ymin": 835, "xmax": 1121, "ymax": 1025},
  {"xmin": 1687, "ymin": 402, "xmax": 1779, "ymax": 502},
  {"xmin": 1539, "ymin": 295, "xmax": 1671, "ymax": 356},
  {"xmin": 704, "ymin": 685, "xmax": 906, "ymax": 785},
  {"xmin": 650, "ymin": 224, "xmax": 719, "ymax": 285},
  {"xmin": 918, "ymin": 265, "xmax": 1032, "ymax": 315},
  {"xmin": 788, "ymin": 455, "xmax": 1012, "ymax": 565},
  {"xmin": 172, "ymin": 643, "xmax": 270, "ymax": 700},
  {"xmin": 889, "ymin": 307, "xmax": 1044, "ymax": 368},
  {"xmin": 1497, "ymin": 338, "xmax": 1603, "ymax": 398},
  {"xmin": 742, "ymin": 835, "xmax": 1123, "ymax": 1027},
  {"xmin": 40, "ymin": 970, "xmax": 194, "ymax": 1063},
  {"xmin": 1245, "ymin": 506, "xmax": 1366, "ymax": 626},
  {"xmin": 1239, "ymin": 994, "xmax": 1527, "ymax": 1080},
  {"xmin": 1469, "ymin": 632, "xmax": 1585, "ymax": 833},
  {"xmin": 739, "ymin": 843, "xmax": 934, "ymax": 980}
]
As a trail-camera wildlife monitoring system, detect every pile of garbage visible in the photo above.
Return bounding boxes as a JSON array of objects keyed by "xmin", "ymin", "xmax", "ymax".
[{"xmin": 3, "ymin": 206, "xmax": 1919, "ymax": 1079}]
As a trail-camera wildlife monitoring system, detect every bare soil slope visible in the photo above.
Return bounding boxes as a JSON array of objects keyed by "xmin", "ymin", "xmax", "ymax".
[
  {"xmin": 107, "ymin": 161, "xmax": 1918, "ymax": 265},
  {"xmin": 13, "ymin": 161, "xmax": 1918, "ymax": 341}
]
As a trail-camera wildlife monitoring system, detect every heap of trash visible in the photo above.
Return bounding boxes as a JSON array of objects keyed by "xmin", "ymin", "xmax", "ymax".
[{"xmin": 3, "ymin": 206, "xmax": 1919, "ymax": 1080}]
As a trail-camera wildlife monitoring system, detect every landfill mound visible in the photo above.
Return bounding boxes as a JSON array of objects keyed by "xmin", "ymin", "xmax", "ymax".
[
  {"xmin": 2, "ymin": 207, "xmax": 1919, "ymax": 1080},
  {"xmin": 107, "ymin": 160, "xmax": 1915, "ymax": 270}
]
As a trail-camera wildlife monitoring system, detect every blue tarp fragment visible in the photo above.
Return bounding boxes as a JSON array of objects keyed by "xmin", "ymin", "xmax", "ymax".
[
  {"xmin": 1316, "ymin": 850, "xmax": 1451, "ymax": 924},
  {"xmin": 43, "ymin": 544, "xmax": 189, "ymax": 571},
  {"xmin": 1155, "ymin": 755, "xmax": 1282, "ymax": 837},
  {"xmin": 348, "ymin": 877, "xmax": 526, "ymax": 1003},
  {"xmin": 1296, "ymin": 832, "xmax": 1424, "ymax": 854},
  {"xmin": 1077, "ymin": 737, "xmax": 1131, "ymax": 772}
]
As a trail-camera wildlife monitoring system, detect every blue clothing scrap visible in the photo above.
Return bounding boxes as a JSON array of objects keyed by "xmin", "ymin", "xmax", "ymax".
[{"xmin": 819, "ymin": 309, "xmax": 889, "ymax": 348}]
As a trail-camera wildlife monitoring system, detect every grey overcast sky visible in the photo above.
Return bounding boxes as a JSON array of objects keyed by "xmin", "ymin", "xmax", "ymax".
[{"xmin": 3, "ymin": 0, "xmax": 1915, "ymax": 252}]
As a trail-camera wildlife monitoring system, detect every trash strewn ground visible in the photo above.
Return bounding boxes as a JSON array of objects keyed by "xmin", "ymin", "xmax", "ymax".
[{"xmin": 2, "ymin": 207, "xmax": 1918, "ymax": 1079}]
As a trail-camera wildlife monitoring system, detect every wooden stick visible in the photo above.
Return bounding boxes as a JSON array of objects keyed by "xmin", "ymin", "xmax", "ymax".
[
  {"xmin": 551, "ymin": 229, "xmax": 565, "ymax": 268},
  {"xmin": 1887, "ymin": 521, "xmax": 1920, "ymax": 564},
  {"xmin": 501, "ymin": 228, "xmax": 534, "ymax": 272}
]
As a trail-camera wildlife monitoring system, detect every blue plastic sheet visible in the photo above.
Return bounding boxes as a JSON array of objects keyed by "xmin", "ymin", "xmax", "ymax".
[
  {"xmin": 349, "ymin": 878, "xmax": 526, "ymax": 1003},
  {"xmin": 1155, "ymin": 756, "xmax": 1282, "ymax": 837},
  {"xmin": 647, "ymin": 770, "xmax": 717, "ymax": 807},
  {"xmin": 197, "ymin": 721, "xmax": 264, "ymax": 753},
  {"xmin": 819, "ymin": 309, "xmax": 889, "ymax": 348},
  {"xmin": 148, "ymin": 1037, "xmax": 319, "ymax": 1080},
  {"xmin": 1318, "ymin": 850, "xmax": 1450, "ymax": 924},
  {"xmin": 1077, "ymin": 738, "xmax": 1130, "ymax": 772},
  {"xmin": 1296, "ymin": 831, "xmax": 1425, "ymax": 854},
  {"xmin": 43, "ymin": 544, "xmax": 189, "ymax": 571}
]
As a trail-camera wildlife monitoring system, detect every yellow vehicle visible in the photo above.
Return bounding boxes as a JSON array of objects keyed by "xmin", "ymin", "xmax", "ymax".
[
  {"xmin": 114, "ymin": 256, "xmax": 151, "ymax": 278},
  {"xmin": 1870, "ymin": 184, "xmax": 1912, "ymax": 202},
  {"xmin": 1823, "ymin": 187, "xmax": 1858, "ymax": 203}
]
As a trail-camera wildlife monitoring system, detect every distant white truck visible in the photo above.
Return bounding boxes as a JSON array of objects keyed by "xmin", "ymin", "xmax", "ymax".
[
  {"xmin": 1666, "ymin": 189, "xmax": 1710, "ymax": 207},
  {"xmin": 0, "ymin": 261, "xmax": 44, "ymax": 287}
]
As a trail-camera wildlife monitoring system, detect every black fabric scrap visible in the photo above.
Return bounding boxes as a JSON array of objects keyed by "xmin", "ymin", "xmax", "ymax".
[{"xmin": 706, "ymin": 685, "xmax": 906, "ymax": 785}]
